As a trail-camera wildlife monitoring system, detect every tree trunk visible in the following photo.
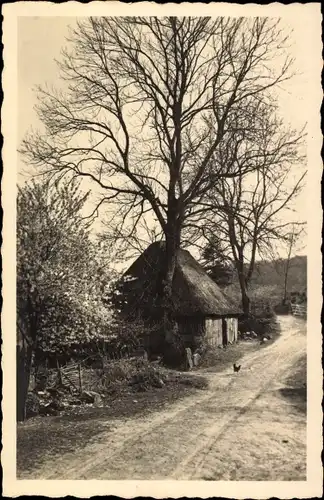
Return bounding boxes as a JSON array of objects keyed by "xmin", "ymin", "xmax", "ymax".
[
  {"xmin": 158, "ymin": 208, "xmax": 184, "ymax": 369},
  {"xmin": 17, "ymin": 341, "xmax": 33, "ymax": 422},
  {"xmin": 283, "ymin": 264, "xmax": 289, "ymax": 305},
  {"xmin": 228, "ymin": 222, "xmax": 251, "ymax": 318},
  {"xmin": 17, "ymin": 292, "xmax": 37, "ymax": 422},
  {"xmin": 162, "ymin": 223, "xmax": 180, "ymax": 333},
  {"xmin": 283, "ymin": 227, "xmax": 295, "ymax": 304},
  {"xmin": 241, "ymin": 288, "xmax": 251, "ymax": 317},
  {"xmin": 237, "ymin": 271, "xmax": 250, "ymax": 317}
]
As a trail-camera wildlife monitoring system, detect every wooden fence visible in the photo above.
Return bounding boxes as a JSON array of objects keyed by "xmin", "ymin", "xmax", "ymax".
[
  {"xmin": 291, "ymin": 303, "xmax": 307, "ymax": 318},
  {"xmin": 57, "ymin": 361, "xmax": 83, "ymax": 393},
  {"xmin": 33, "ymin": 348, "xmax": 149, "ymax": 394}
]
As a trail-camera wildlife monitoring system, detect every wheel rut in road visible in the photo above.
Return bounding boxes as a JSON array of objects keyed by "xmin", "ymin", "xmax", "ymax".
[{"xmin": 27, "ymin": 316, "xmax": 306, "ymax": 480}]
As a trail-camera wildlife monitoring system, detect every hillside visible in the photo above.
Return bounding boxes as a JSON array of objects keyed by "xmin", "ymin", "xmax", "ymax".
[
  {"xmin": 223, "ymin": 255, "xmax": 307, "ymax": 306},
  {"xmin": 250, "ymin": 255, "xmax": 307, "ymax": 292}
]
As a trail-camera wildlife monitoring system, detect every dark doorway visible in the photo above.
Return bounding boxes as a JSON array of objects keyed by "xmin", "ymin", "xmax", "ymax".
[{"xmin": 222, "ymin": 318, "xmax": 228, "ymax": 346}]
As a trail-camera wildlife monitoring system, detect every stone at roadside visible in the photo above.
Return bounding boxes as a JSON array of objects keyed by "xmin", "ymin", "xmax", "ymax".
[
  {"xmin": 80, "ymin": 391, "xmax": 102, "ymax": 405},
  {"xmin": 47, "ymin": 387, "xmax": 66, "ymax": 398},
  {"xmin": 50, "ymin": 399, "xmax": 65, "ymax": 411},
  {"xmin": 39, "ymin": 402, "xmax": 59, "ymax": 416},
  {"xmin": 69, "ymin": 399, "xmax": 82, "ymax": 406},
  {"xmin": 152, "ymin": 375, "xmax": 165, "ymax": 388},
  {"xmin": 93, "ymin": 392, "xmax": 103, "ymax": 405},
  {"xmin": 193, "ymin": 353, "xmax": 201, "ymax": 367},
  {"xmin": 185, "ymin": 347, "xmax": 193, "ymax": 369}
]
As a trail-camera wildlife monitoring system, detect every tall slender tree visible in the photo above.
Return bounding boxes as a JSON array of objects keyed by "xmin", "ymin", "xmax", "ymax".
[{"xmin": 188, "ymin": 102, "xmax": 305, "ymax": 315}]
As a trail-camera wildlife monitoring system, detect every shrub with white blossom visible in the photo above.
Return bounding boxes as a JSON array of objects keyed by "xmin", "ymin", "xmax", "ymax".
[{"xmin": 17, "ymin": 178, "xmax": 120, "ymax": 359}]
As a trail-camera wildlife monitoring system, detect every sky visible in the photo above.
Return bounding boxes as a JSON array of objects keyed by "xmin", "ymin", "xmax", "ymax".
[{"xmin": 17, "ymin": 15, "xmax": 315, "ymax": 265}]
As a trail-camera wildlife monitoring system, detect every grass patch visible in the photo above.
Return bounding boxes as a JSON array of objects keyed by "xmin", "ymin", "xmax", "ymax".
[
  {"xmin": 284, "ymin": 354, "xmax": 306, "ymax": 389},
  {"xmin": 239, "ymin": 310, "xmax": 281, "ymax": 337},
  {"xmin": 17, "ymin": 416, "xmax": 106, "ymax": 475},
  {"xmin": 170, "ymin": 373, "xmax": 209, "ymax": 390},
  {"xmin": 196, "ymin": 329, "xmax": 281, "ymax": 373},
  {"xmin": 196, "ymin": 340, "xmax": 260, "ymax": 373},
  {"xmin": 279, "ymin": 354, "xmax": 306, "ymax": 412}
]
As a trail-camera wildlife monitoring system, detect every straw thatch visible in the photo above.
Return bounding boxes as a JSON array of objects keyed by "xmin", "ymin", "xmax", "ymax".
[{"xmin": 121, "ymin": 242, "xmax": 242, "ymax": 317}]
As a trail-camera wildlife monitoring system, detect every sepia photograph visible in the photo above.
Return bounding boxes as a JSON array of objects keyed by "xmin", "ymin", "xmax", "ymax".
[{"xmin": 2, "ymin": 1, "xmax": 322, "ymax": 498}]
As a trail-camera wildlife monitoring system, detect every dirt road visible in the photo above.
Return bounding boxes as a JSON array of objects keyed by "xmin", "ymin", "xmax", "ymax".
[{"xmin": 22, "ymin": 315, "xmax": 306, "ymax": 480}]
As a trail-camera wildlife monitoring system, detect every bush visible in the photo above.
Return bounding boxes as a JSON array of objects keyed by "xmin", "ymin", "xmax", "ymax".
[
  {"xmin": 130, "ymin": 366, "xmax": 166, "ymax": 392},
  {"xmin": 81, "ymin": 358, "xmax": 166, "ymax": 393},
  {"xmin": 239, "ymin": 304, "xmax": 280, "ymax": 337},
  {"xmin": 82, "ymin": 358, "xmax": 209, "ymax": 394},
  {"xmin": 274, "ymin": 302, "xmax": 290, "ymax": 315}
]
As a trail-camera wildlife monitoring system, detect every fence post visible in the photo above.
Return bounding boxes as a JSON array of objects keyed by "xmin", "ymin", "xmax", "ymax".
[{"xmin": 78, "ymin": 363, "xmax": 83, "ymax": 394}]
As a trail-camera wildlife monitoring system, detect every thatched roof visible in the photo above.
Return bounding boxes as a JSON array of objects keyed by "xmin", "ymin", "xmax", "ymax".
[{"xmin": 121, "ymin": 242, "xmax": 242, "ymax": 317}]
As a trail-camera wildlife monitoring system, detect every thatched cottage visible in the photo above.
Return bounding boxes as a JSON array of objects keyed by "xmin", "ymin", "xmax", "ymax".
[{"xmin": 119, "ymin": 242, "xmax": 242, "ymax": 350}]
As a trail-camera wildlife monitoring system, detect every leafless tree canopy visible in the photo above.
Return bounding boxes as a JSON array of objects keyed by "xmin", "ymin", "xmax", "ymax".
[
  {"xmin": 20, "ymin": 15, "xmax": 307, "ymax": 320},
  {"xmin": 182, "ymin": 98, "xmax": 305, "ymax": 314},
  {"xmin": 185, "ymin": 100, "xmax": 305, "ymax": 253},
  {"xmin": 21, "ymin": 17, "xmax": 298, "ymax": 244}
]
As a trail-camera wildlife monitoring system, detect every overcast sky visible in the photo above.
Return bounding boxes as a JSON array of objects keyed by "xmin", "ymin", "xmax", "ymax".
[{"xmin": 18, "ymin": 15, "xmax": 315, "ymax": 260}]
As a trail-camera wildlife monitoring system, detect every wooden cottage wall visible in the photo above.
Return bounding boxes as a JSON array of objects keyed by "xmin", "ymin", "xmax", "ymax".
[
  {"xmin": 177, "ymin": 318, "xmax": 205, "ymax": 347},
  {"xmin": 205, "ymin": 318, "xmax": 223, "ymax": 347},
  {"xmin": 225, "ymin": 318, "xmax": 238, "ymax": 343},
  {"xmin": 177, "ymin": 317, "xmax": 238, "ymax": 348}
]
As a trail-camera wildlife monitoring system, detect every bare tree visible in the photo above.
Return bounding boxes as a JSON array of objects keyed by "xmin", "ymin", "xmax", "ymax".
[
  {"xmin": 21, "ymin": 16, "xmax": 296, "ymax": 334},
  {"xmin": 281, "ymin": 223, "xmax": 306, "ymax": 305},
  {"xmin": 187, "ymin": 102, "xmax": 306, "ymax": 315}
]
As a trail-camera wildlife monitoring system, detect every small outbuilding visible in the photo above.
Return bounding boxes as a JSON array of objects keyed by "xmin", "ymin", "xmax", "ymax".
[{"xmin": 119, "ymin": 242, "xmax": 242, "ymax": 350}]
